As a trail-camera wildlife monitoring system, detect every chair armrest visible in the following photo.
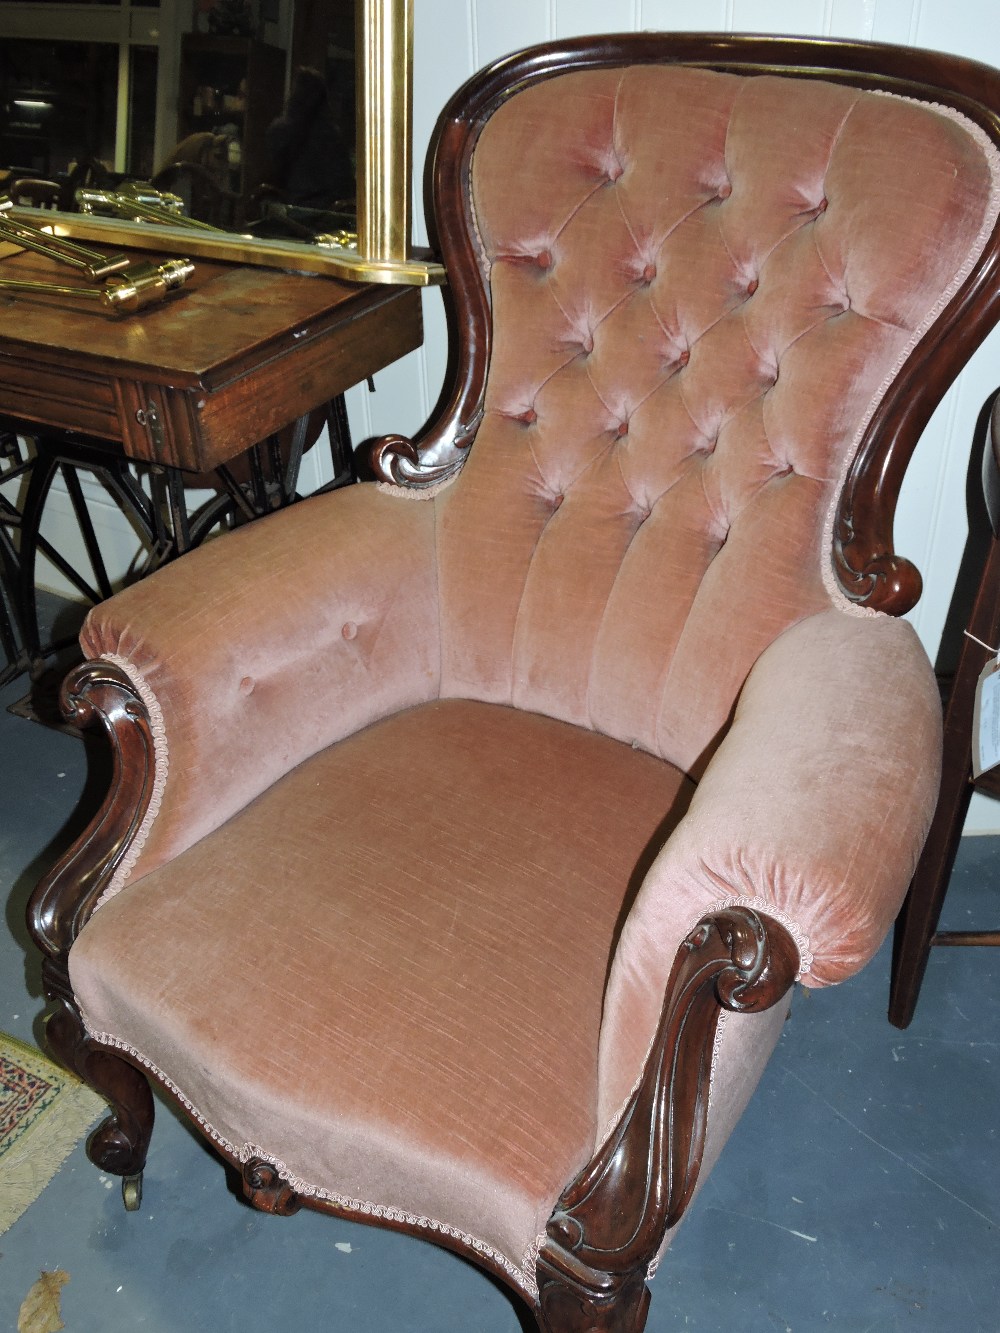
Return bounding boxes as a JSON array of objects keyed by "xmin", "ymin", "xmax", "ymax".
[
  {"xmin": 597, "ymin": 606, "xmax": 942, "ymax": 1128},
  {"xmin": 77, "ymin": 482, "xmax": 440, "ymax": 894}
]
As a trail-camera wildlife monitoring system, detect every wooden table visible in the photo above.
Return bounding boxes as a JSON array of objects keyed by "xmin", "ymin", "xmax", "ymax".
[
  {"xmin": 0, "ymin": 243, "xmax": 422, "ymax": 470},
  {"xmin": 0, "ymin": 241, "xmax": 423, "ymax": 682}
]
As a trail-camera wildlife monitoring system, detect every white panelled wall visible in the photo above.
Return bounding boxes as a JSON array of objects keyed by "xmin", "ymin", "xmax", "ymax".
[{"xmin": 31, "ymin": 0, "xmax": 1000, "ymax": 830}]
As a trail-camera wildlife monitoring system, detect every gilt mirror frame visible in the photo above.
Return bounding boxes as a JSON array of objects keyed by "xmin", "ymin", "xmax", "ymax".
[{"xmin": 3, "ymin": 0, "xmax": 443, "ymax": 287}]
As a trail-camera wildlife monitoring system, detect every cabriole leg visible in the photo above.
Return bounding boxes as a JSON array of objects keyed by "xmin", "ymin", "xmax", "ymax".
[
  {"xmin": 536, "ymin": 1263, "xmax": 650, "ymax": 1333},
  {"xmin": 46, "ymin": 994, "xmax": 154, "ymax": 1188}
]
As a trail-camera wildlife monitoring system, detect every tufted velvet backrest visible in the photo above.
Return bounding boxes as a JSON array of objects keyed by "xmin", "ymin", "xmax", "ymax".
[{"xmin": 430, "ymin": 62, "xmax": 999, "ymax": 774}]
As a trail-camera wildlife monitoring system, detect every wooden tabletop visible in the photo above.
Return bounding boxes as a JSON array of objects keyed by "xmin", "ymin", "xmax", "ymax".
[{"xmin": 0, "ymin": 243, "xmax": 423, "ymax": 470}]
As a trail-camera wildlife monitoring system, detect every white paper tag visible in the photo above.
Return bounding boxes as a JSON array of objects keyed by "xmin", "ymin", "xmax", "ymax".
[{"xmin": 972, "ymin": 658, "xmax": 1000, "ymax": 778}]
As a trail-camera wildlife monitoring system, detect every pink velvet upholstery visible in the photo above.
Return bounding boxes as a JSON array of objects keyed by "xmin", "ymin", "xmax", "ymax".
[
  {"xmin": 62, "ymin": 45, "xmax": 1000, "ymax": 1318},
  {"xmin": 596, "ymin": 608, "xmax": 941, "ymax": 1132},
  {"xmin": 71, "ymin": 701, "xmax": 695, "ymax": 1285},
  {"xmin": 438, "ymin": 68, "xmax": 994, "ymax": 775},
  {"xmin": 81, "ymin": 484, "xmax": 440, "ymax": 894}
]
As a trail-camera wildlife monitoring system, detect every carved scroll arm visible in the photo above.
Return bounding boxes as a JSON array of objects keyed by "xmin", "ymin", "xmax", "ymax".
[
  {"xmin": 370, "ymin": 116, "xmax": 492, "ymax": 490},
  {"xmin": 536, "ymin": 907, "xmax": 798, "ymax": 1332},
  {"xmin": 27, "ymin": 660, "xmax": 157, "ymax": 965},
  {"xmin": 24, "ymin": 660, "xmax": 159, "ymax": 1187}
]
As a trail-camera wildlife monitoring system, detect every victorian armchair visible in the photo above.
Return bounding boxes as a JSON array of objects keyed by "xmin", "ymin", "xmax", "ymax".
[{"xmin": 28, "ymin": 33, "xmax": 1000, "ymax": 1333}]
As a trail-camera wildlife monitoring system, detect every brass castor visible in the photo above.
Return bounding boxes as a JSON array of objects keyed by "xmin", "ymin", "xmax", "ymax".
[{"xmin": 122, "ymin": 1172, "xmax": 143, "ymax": 1211}]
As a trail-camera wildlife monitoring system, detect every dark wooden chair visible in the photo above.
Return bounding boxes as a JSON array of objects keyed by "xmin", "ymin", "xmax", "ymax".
[
  {"xmin": 150, "ymin": 159, "xmax": 242, "ymax": 229},
  {"xmin": 7, "ymin": 177, "xmax": 61, "ymax": 209},
  {"xmin": 889, "ymin": 396, "xmax": 1000, "ymax": 1027},
  {"xmin": 26, "ymin": 34, "xmax": 1000, "ymax": 1332}
]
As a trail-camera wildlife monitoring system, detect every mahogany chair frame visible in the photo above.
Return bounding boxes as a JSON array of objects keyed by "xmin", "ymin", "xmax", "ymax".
[
  {"xmin": 27, "ymin": 33, "xmax": 1000, "ymax": 1333},
  {"xmin": 889, "ymin": 396, "xmax": 1000, "ymax": 1028}
]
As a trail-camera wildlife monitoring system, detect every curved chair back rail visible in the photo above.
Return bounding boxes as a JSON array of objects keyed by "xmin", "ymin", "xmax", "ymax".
[{"xmin": 377, "ymin": 33, "xmax": 1000, "ymax": 622}]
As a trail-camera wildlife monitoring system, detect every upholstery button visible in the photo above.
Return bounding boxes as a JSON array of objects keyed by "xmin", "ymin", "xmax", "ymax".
[
  {"xmin": 521, "ymin": 407, "xmax": 538, "ymax": 424},
  {"xmin": 746, "ymin": 278, "xmax": 759, "ymax": 297},
  {"xmin": 537, "ymin": 250, "xmax": 552, "ymax": 270},
  {"xmin": 581, "ymin": 336, "xmax": 594, "ymax": 354},
  {"xmin": 239, "ymin": 676, "xmax": 255, "ymax": 695},
  {"xmin": 552, "ymin": 494, "xmax": 563, "ymax": 509},
  {"xmin": 642, "ymin": 263, "xmax": 657, "ymax": 284},
  {"xmin": 717, "ymin": 182, "xmax": 732, "ymax": 199},
  {"xmin": 607, "ymin": 161, "xmax": 624, "ymax": 182},
  {"xmin": 615, "ymin": 421, "xmax": 629, "ymax": 438},
  {"xmin": 342, "ymin": 622, "xmax": 358, "ymax": 641},
  {"xmin": 676, "ymin": 348, "xmax": 690, "ymax": 367},
  {"xmin": 816, "ymin": 197, "xmax": 828, "ymax": 214}
]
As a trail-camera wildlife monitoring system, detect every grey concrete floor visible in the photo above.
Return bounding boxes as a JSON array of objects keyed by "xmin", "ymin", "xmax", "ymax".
[{"xmin": 1, "ymin": 660, "xmax": 998, "ymax": 1331}]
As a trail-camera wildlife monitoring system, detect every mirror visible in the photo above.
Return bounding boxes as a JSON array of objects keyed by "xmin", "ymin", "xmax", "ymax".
[{"xmin": 0, "ymin": 0, "xmax": 441, "ymax": 286}]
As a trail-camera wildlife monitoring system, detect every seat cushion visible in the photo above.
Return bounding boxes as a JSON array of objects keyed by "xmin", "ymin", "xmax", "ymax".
[{"xmin": 69, "ymin": 699, "xmax": 693, "ymax": 1287}]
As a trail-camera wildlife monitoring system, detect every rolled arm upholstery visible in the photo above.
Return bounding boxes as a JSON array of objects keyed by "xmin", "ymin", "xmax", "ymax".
[
  {"xmin": 597, "ymin": 606, "xmax": 942, "ymax": 1131},
  {"xmin": 78, "ymin": 483, "xmax": 441, "ymax": 893}
]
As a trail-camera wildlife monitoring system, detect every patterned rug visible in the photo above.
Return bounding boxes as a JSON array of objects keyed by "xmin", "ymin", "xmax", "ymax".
[{"xmin": 0, "ymin": 1032, "xmax": 106, "ymax": 1234}]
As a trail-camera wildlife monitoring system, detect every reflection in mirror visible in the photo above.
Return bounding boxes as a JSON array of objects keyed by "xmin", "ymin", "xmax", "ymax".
[
  {"xmin": 0, "ymin": 0, "xmax": 440, "ymax": 285},
  {"xmin": 0, "ymin": 38, "xmax": 124, "ymax": 196}
]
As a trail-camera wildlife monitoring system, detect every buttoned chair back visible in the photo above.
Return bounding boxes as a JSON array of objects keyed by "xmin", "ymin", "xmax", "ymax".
[{"xmin": 416, "ymin": 57, "xmax": 992, "ymax": 767}]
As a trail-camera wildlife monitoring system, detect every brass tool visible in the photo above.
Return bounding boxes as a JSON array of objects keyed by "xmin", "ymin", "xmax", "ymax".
[
  {"xmin": 76, "ymin": 186, "xmax": 225, "ymax": 233},
  {"xmin": 0, "ymin": 197, "xmax": 195, "ymax": 314},
  {"xmin": 0, "ymin": 195, "xmax": 130, "ymax": 279},
  {"xmin": 117, "ymin": 183, "xmax": 186, "ymax": 213},
  {"xmin": 0, "ymin": 258, "xmax": 196, "ymax": 314},
  {"xmin": 316, "ymin": 231, "xmax": 360, "ymax": 250}
]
